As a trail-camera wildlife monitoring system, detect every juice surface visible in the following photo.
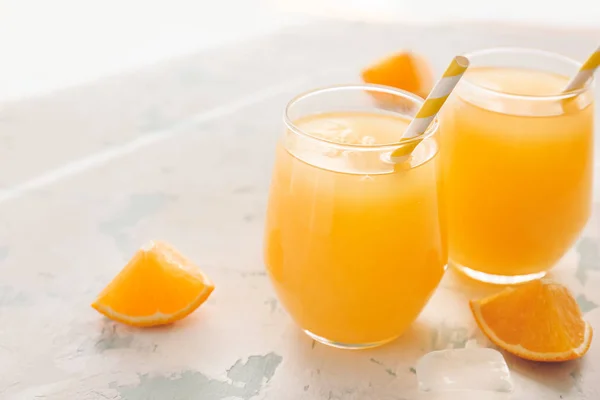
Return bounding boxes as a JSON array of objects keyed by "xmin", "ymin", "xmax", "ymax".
[
  {"xmin": 441, "ymin": 67, "xmax": 594, "ymax": 277},
  {"xmin": 264, "ymin": 111, "xmax": 446, "ymax": 345}
]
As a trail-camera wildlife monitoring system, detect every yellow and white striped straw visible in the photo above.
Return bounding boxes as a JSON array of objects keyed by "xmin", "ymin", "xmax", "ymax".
[
  {"xmin": 564, "ymin": 45, "xmax": 600, "ymax": 92},
  {"xmin": 390, "ymin": 55, "xmax": 470, "ymax": 163}
]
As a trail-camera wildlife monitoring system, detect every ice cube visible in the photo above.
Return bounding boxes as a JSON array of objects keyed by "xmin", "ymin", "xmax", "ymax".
[
  {"xmin": 361, "ymin": 135, "xmax": 376, "ymax": 145},
  {"xmin": 416, "ymin": 348, "xmax": 513, "ymax": 393},
  {"xmin": 338, "ymin": 130, "xmax": 359, "ymax": 144},
  {"xmin": 301, "ymin": 119, "xmax": 351, "ymax": 140}
]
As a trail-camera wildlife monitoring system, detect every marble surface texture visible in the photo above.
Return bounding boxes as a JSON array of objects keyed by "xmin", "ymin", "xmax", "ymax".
[{"xmin": 0, "ymin": 20, "xmax": 599, "ymax": 399}]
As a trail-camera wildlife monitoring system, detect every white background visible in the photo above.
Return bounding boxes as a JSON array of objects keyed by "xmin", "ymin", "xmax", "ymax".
[{"xmin": 1, "ymin": 0, "xmax": 598, "ymax": 102}]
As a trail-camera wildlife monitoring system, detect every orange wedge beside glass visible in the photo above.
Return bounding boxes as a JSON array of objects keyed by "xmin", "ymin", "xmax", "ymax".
[
  {"xmin": 362, "ymin": 51, "xmax": 434, "ymax": 99},
  {"xmin": 92, "ymin": 241, "xmax": 214, "ymax": 327},
  {"xmin": 470, "ymin": 279, "xmax": 593, "ymax": 362}
]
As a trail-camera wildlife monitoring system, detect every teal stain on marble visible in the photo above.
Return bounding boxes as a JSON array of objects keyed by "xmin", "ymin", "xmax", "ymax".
[
  {"xmin": 570, "ymin": 366, "xmax": 583, "ymax": 393},
  {"xmin": 431, "ymin": 323, "xmax": 469, "ymax": 350},
  {"xmin": 576, "ymin": 237, "xmax": 600, "ymax": 285},
  {"xmin": 264, "ymin": 297, "xmax": 278, "ymax": 313},
  {"xmin": 369, "ymin": 358, "xmax": 396, "ymax": 378},
  {"xmin": 576, "ymin": 294, "xmax": 598, "ymax": 313},
  {"xmin": 101, "ymin": 193, "xmax": 174, "ymax": 231},
  {"xmin": 0, "ymin": 246, "xmax": 7, "ymax": 262},
  {"xmin": 178, "ymin": 68, "xmax": 210, "ymax": 86},
  {"xmin": 111, "ymin": 352, "xmax": 282, "ymax": 400},
  {"xmin": 0, "ymin": 285, "xmax": 31, "ymax": 306},
  {"xmin": 96, "ymin": 335, "xmax": 134, "ymax": 352},
  {"xmin": 138, "ymin": 108, "xmax": 171, "ymax": 132},
  {"xmin": 99, "ymin": 193, "xmax": 176, "ymax": 255},
  {"xmin": 233, "ymin": 185, "xmax": 255, "ymax": 194},
  {"xmin": 226, "ymin": 352, "xmax": 282, "ymax": 391},
  {"xmin": 95, "ymin": 324, "xmax": 134, "ymax": 352},
  {"xmin": 240, "ymin": 271, "xmax": 267, "ymax": 278},
  {"xmin": 160, "ymin": 166, "xmax": 174, "ymax": 175},
  {"xmin": 409, "ymin": 367, "xmax": 416, "ymax": 375},
  {"xmin": 112, "ymin": 371, "xmax": 238, "ymax": 400}
]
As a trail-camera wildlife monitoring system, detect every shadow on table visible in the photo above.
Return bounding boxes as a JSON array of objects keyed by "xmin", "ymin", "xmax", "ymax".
[
  {"xmin": 283, "ymin": 320, "xmax": 432, "ymax": 396},
  {"xmin": 507, "ymin": 356, "xmax": 583, "ymax": 394}
]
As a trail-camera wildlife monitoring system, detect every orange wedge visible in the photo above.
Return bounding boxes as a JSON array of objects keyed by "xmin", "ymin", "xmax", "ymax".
[
  {"xmin": 92, "ymin": 241, "xmax": 214, "ymax": 327},
  {"xmin": 470, "ymin": 279, "xmax": 593, "ymax": 362},
  {"xmin": 361, "ymin": 51, "xmax": 433, "ymax": 99}
]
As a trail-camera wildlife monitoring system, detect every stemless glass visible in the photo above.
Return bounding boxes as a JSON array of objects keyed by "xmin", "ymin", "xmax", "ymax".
[
  {"xmin": 264, "ymin": 85, "xmax": 446, "ymax": 349},
  {"xmin": 441, "ymin": 48, "xmax": 595, "ymax": 284}
]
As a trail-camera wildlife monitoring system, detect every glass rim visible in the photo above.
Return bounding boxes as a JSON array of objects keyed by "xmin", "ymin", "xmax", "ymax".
[
  {"xmin": 283, "ymin": 83, "xmax": 439, "ymax": 151},
  {"xmin": 460, "ymin": 46, "xmax": 594, "ymax": 101}
]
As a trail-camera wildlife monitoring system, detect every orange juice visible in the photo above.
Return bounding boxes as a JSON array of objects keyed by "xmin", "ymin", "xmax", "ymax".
[
  {"xmin": 264, "ymin": 108, "xmax": 446, "ymax": 347},
  {"xmin": 442, "ymin": 66, "xmax": 594, "ymax": 282}
]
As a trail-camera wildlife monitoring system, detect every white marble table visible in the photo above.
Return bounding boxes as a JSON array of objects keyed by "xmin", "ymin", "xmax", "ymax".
[{"xmin": 0, "ymin": 20, "xmax": 599, "ymax": 400}]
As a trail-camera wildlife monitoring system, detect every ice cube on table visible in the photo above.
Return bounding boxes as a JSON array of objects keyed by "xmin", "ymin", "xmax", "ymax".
[{"xmin": 416, "ymin": 348, "xmax": 514, "ymax": 393}]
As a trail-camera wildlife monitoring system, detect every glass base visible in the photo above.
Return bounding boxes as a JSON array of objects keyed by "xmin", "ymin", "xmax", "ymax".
[
  {"xmin": 451, "ymin": 261, "xmax": 547, "ymax": 285},
  {"xmin": 304, "ymin": 329, "xmax": 399, "ymax": 350}
]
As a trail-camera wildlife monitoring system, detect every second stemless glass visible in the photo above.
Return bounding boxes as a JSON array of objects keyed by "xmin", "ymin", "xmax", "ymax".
[
  {"xmin": 441, "ymin": 48, "xmax": 595, "ymax": 284},
  {"xmin": 264, "ymin": 85, "xmax": 446, "ymax": 349}
]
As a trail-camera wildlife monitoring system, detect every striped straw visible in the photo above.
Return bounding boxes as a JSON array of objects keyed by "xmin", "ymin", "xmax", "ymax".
[
  {"xmin": 564, "ymin": 45, "xmax": 600, "ymax": 92},
  {"xmin": 390, "ymin": 55, "xmax": 470, "ymax": 163}
]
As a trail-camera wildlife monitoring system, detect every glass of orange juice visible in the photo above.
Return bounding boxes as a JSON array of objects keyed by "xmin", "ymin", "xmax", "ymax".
[
  {"xmin": 264, "ymin": 85, "xmax": 446, "ymax": 349},
  {"xmin": 441, "ymin": 48, "xmax": 594, "ymax": 284}
]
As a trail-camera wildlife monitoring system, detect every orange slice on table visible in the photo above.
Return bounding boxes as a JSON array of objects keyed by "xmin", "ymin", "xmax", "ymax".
[
  {"xmin": 361, "ymin": 51, "xmax": 434, "ymax": 99},
  {"xmin": 470, "ymin": 279, "xmax": 593, "ymax": 362},
  {"xmin": 92, "ymin": 241, "xmax": 214, "ymax": 327}
]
